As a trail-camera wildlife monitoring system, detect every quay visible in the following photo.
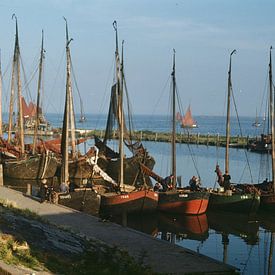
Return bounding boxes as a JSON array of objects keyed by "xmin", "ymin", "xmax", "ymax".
[
  {"xmin": 79, "ymin": 129, "xmax": 250, "ymax": 149},
  {"xmin": 0, "ymin": 186, "xmax": 237, "ymax": 274}
]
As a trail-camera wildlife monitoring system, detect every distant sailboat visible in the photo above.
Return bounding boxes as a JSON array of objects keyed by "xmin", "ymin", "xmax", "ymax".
[
  {"xmin": 252, "ymin": 109, "xmax": 261, "ymax": 127},
  {"xmin": 177, "ymin": 105, "xmax": 197, "ymax": 128}
]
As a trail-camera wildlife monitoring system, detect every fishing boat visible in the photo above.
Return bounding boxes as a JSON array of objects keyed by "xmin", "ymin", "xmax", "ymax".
[
  {"xmin": 150, "ymin": 50, "xmax": 209, "ymax": 215},
  {"xmin": 99, "ymin": 21, "xmax": 158, "ymax": 215},
  {"xmin": 209, "ymin": 50, "xmax": 260, "ymax": 214},
  {"xmin": 2, "ymin": 16, "xmax": 58, "ymax": 180},
  {"xmin": 55, "ymin": 17, "xmax": 97, "ymax": 187},
  {"xmin": 251, "ymin": 47, "xmax": 275, "ymax": 211},
  {"xmin": 252, "ymin": 109, "xmax": 261, "ymax": 127},
  {"xmin": 177, "ymin": 105, "xmax": 197, "ymax": 128}
]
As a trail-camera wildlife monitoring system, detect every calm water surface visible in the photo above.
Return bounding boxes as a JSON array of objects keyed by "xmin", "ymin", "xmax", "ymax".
[
  {"xmin": 6, "ymin": 113, "xmax": 274, "ymax": 274},
  {"xmin": 110, "ymin": 141, "xmax": 273, "ymax": 275}
]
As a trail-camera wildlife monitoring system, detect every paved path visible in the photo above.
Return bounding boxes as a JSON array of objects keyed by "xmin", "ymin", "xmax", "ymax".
[{"xmin": 0, "ymin": 186, "xmax": 236, "ymax": 274}]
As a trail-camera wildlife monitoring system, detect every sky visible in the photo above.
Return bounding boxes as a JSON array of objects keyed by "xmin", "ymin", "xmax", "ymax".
[{"xmin": 0, "ymin": 0, "xmax": 275, "ymax": 117}]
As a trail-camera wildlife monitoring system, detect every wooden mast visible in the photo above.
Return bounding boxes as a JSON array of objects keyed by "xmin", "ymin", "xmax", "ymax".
[
  {"xmin": 8, "ymin": 15, "xmax": 19, "ymax": 144},
  {"xmin": 225, "ymin": 49, "xmax": 236, "ymax": 175},
  {"xmin": 61, "ymin": 17, "xmax": 72, "ymax": 186},
  {"xmin": 65, "ymin": 18, "xmax": 76, "ymax": 159},
  {"xmin": 269, "ymin": 46, "xmax": 275, "ymax": 188},
  {"xmin": 171, "ymin": 49, "xmax": 176, "ymax": 187},
  {"xmin": 0, "ymin": 50, "xmax": 2, "ymax": 137},
  {"xmin": 33, "ymin": 30, "xmax": 44, "ymax": 154},
  {"xmin": 113, "ymin": 21, "xmax": 124, "ymax": 187}
]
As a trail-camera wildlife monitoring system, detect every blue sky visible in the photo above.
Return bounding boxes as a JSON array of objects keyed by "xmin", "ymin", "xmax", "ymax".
[{"xmin": 0, "ymin": 0, "xmax": 275, "ymax": 117}]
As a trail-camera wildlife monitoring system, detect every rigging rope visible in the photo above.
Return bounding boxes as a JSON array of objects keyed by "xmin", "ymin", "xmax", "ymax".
[{"xmin": 231, "ymin": 88, "xmax": 254, "ymax": 182}]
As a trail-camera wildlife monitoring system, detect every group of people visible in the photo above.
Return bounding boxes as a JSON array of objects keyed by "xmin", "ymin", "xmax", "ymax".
[
  {"xmin": 153, "ymin": 174, "xmax": 201, "ymax": 192},
  {"xmin": 215, "ymin": 164, "xmax": 231, "ymax": 191},
  {"xmin": 154, "ymin": 174, "xmax": 174, "ymax": 192}
]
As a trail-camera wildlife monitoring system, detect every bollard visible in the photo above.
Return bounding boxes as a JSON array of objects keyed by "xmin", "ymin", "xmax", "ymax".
[{"xmin": 0, "ymin": 164, "xmax": 3, "ymax": 186}]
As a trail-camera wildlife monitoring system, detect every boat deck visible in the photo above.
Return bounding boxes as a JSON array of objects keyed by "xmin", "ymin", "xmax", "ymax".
[{"xmin": 0, "ymin": 186, "xmax": 237, "ymax": 274}]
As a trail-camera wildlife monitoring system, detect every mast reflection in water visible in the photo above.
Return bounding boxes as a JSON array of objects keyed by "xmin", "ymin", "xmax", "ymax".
[{"xmin": 111, "ymin": 211, "xmax": 275, "ymax": 275}]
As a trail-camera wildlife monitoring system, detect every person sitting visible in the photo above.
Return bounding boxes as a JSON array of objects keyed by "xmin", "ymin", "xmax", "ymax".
[
  {"xmin": 161, "ymin": 174, "xmax": 174, "ymax": 192},
  {"xmin": 189, "ymin": 176, "xmax": 200, "ymax": 191},
  {"xmin": 154, "ymin": 182, "xmax": 163, "ymax": 192}
]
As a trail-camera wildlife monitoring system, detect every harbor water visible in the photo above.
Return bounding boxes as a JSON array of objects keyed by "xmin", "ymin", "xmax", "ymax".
[{"xmin": 5, "ymin": 114, "xmax": 273, "ymax": 274}]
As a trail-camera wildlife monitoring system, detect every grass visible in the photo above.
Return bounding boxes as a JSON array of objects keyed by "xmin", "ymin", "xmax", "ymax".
[{"xmin": 0, "ymin": 201, "xmax": 155, "ymax": 274}]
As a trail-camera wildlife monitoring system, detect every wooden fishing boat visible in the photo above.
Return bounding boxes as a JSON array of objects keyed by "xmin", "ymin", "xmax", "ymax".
[
  {"xmin": 209, "ymin": 50, "xmax": 260, "ymax": 214},
  {"xmin": 99, "ymin": 21, "xmax": 158, "ymax": 215},
  {"xmin": 2, "ymin": 16, "xmax": 58, "ymax": 180},
  {"xmin": 250, "ymin": 47, "xmax": 275, "ymax": 211},
  {"xmin": 176, "ymin": 105, "xmax": 197, "ymax": 128},
  {"xmin": 157, "ymin": 189, "xmax": 209, "ymax": 215},
  {"xmin": 150, "ymin": 50, "xmax": 209, "ymax": 215},
  {"xmin": 100, "ymin": 189, "xmax": 158, "ymax": 215}
]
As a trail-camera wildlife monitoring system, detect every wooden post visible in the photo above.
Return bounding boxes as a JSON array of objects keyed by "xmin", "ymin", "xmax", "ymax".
[
  {"xmin": 140, "ymin": 131, "xmax": 143, "ymax": 140},
  {"xmin": 155, "ymin": 132, "xmax": 158, "ymax": 141},
  {"xmin": 197, "ymin": 133, "xmax": 200, "ymax": 144},
  {"xmin": 217, "ymin": 133, "xmax": 220, "ymax": 146},
  {"xmin": 0, "ymin": 164, "xmax": 3, "ymax": 186},
  {"xmin": 100, "ymin": 130, "xmax": 103, "ymax": 138}
]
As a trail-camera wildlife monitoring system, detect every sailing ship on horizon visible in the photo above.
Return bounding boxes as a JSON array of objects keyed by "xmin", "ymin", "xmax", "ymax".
[{"xmin": 177, "ymin": 105, "xmax": 198, "ymax": 128}]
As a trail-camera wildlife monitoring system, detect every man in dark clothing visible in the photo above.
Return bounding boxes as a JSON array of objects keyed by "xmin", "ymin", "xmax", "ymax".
[
  {"xmin": 223, "ymin": 171, "xmax": 231, "ymax": 191},
  {"xmin": 161, "ymin": 175, "xmax": 174, "ymax": 192}
]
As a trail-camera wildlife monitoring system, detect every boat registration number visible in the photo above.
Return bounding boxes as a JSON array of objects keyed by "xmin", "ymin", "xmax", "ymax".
[
  {"xmin": 179, "ymin": 194, "xmax": 188, "ymax": 198},
  {"xmin": 121, "ymin": 195, "xmax": 129, "ymax": 199}
]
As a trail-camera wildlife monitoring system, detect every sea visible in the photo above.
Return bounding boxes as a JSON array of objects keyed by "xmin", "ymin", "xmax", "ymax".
[{"xmin": 6, "ymin": 113, "xmax": 275, "ymax": 274}]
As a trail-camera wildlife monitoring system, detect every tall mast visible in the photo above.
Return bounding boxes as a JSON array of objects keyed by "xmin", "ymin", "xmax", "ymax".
[
  {"xmin": 0, "ymin": 50, "xmax": 2, "ymax": 137},
  {"xmin": 113, "ymin": 21, "xmax": 124, "ymax": 186},
  {"xmin": 33, "ymin": 30, "xmax": 44, "ymax": 154},
  {"xmin": 171, "ymin": 49, "xmax": 176, "ymax": 187},
  {"xmin": 269, "ymin": 47, "xmax": 275, "ymax": 187},
  {"xmin": 65, "ymin": 18, "xmax": 76, "ymax": 159},
  {"xmin": 61, "ymin": 17, "xmax": 72, "ymax": 186},
  {"xmin": 8, "ymin": 15, "xmax": 19, "ymax": 143},
  {"xmin": 225, "ymin": 49, "xmax": 236, "ymax": 174}
]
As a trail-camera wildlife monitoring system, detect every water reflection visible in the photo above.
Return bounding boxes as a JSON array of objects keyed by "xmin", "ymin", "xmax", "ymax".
[
  {"xmin": 4, "ymin": 175, "xmax": 275, "ymax": 274},
  {"xmin": 110, "ymin": 211, "xmax": 275, "ymax": 274}
]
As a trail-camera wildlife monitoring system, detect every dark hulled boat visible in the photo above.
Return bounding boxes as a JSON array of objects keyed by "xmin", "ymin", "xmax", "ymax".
[
  {"xmin": 208, "ymin": 190, "xmax": 260, "ymax": 214},
  {"xmin": 2, "ymin": 17, "xmax": 58, "ymax": 180},
  {"xmin": 209, "ymin": 50, "xmax": 260, "ymax": 214},
  {"xmin": 252, "ymin": 47, "xmax": 275, "ymax": 211},
  {"xmin": 3, "ymin": 152, "xmax": 58, "ymax": 180}
]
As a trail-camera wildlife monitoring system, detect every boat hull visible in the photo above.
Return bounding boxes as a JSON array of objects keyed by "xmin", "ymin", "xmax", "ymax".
[
  {"xmin": 157, "ymin": 190, "xmax": 209, "ymax": 215},
  {"xmin": 100, "ymin": 189, "xmax": 158, "ymax": 215},
  {"xmin": 3, "ymin": 153, "xmax": 58, "ymax": 180},
  {"xmin": 259, "ymin": 193, "xmax": 275, "ymax": 211},
  {"xmin": 208, "ymin": 192, "xmax": 260, "ymax": 214}
]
